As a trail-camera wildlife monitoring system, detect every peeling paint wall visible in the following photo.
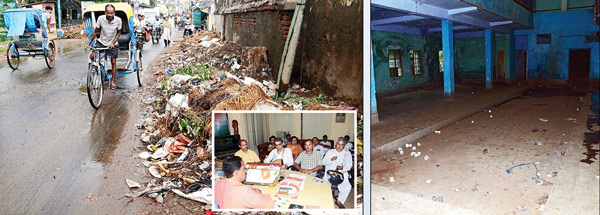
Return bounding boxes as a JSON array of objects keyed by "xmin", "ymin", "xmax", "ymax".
[
  {"xmin": 372, "ymin": 31, "xmax": 442, "ymax": 92},
  {"xmin": 537, "ymin": 0, "xmax": 596, "ymax": 11},
  {"xmin": 298, "ymin": 0, "xmax": 363, "ymax": 106},
  {"xmin": 461, "ymin": 0, "xmax": 533, "ymax": 27},
  {"xmin": 220, "ymin": 0, "xmax": 363, "ymax": 105},
  {"xmin": 527, "ymin": 9, "xmax": 599, "ymax": 80},
  {"xmin": 223, "ymin": 9, "xmax": 294, "ymax": 80}
]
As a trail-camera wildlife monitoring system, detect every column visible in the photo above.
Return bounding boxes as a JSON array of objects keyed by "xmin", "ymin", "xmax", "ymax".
[
  {"xmin": 370, "ymin": 40, "xmax": 379, "ymax": 123},
  {"xmin": 485, "ymin": 29, "xmax": 494, "ymax": 89},
  {"xmin": 506, "ymin": 29, "xmax": 515, "ymax": 83},
  {"xmin": 442, "ymin": 19, "xmax": 455, "ymax": 99}
]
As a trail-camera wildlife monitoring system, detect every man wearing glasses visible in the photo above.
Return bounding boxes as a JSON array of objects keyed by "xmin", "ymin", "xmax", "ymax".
[{"xmin": 263, "ymin": 138, "xmax": 294, "ymax": 168}]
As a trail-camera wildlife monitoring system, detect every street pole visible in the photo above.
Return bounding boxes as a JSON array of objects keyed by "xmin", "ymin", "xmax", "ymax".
[{"xmin": 57, "ymin": 0, "xmax": 61, "ymax": 29}]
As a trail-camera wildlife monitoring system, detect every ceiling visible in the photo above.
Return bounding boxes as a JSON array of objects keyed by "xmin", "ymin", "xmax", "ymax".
[{"xmin": 372, "ymin": 0, "xmax": 531, "ymax": 36}]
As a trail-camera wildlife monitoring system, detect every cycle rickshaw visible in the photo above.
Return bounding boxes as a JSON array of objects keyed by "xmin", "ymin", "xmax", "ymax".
[
  {"xmin": 3, "ymin": 8, "xmax": 56, "ymax": 70},
  {"xmin": 83, "ymin": 3, "xmax": 143, "ymax": 109}
]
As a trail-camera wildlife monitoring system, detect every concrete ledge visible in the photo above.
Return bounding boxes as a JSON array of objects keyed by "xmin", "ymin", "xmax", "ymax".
[
  {"xmin": 372, "ymin": 184, "xmax": 481, "ymax": 215},
  {"xmin": 372, "ymin": 86, "xmax": 533, "ymax": 158}
]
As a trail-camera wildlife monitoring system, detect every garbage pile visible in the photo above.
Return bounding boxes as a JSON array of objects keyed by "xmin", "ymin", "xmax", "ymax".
[
  {"xmin": 127, "ymin": 30, "xmax": 364, "ymax": 208},
  {"xmin": 58, "ymin": 24, "xmax": 86, "ymax": 39}
]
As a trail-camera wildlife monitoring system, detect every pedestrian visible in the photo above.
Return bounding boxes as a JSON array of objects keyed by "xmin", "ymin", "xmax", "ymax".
[{"xmin": 162, "ymin": 16, "xmax": 173, "ymax": 47}]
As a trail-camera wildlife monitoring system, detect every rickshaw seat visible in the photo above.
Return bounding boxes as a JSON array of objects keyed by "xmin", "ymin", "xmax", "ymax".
[{"xmin": 117, "ymin": 33, "xmax": 130, "ymax": 50}]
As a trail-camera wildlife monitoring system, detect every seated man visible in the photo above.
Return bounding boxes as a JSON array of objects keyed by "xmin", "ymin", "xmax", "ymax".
[
  {"xmin": 234, "ymin": 139, "xmax": 260, "ymax": 164},
  {"xmin": 320, "ymin": 135, "xmax": 332, "ymax": 149},
  {"xmin": 343, "ymin": 135, "xmax": 354, "ymax": 152},
  {"xmin": 215, "ymin": 156, "xmax": 274, "ymax": 209},
  {"xmin": 313, "ymin": 136, "xmax": 329, "ymax": 160},
  {"xmin": 263, "ymin": 138, "xmax": 294, "ymax": 168},
  {"xmin": 323, "ymin": 137, "xmax": 353, "ymax": 209},
  {"xmin": 293, "ymin": 139, "xmax": 322, "ymax": 176}
]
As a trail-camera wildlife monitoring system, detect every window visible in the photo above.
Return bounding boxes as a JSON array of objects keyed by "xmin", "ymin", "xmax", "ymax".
[
  {"xmin": 388, "ymin": 49, "xmax": 402, "ymax": 77},
  {"xmin": 537, "ymin": 34, "xmax": 551, "ymax": 44},
  {"xmin": 410, "ymin": 50, "xmax": 422, "ymax": 75},
  {"xmin": 439, "ymin": 51, "xmax": 444, "ymax": 73}
]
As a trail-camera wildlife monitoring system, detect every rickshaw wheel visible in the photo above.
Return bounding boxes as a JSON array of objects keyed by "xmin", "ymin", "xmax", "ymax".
[
  {"xmin": 87, "ymin": 64, "xmax": 103, "ymax": 109},
  {"xmin": 45, "ymin": 41, "xmax": 56, "ymax": 69},
  {"xmin": 7, "ymin": 42, "xmax": 20, "ymax": 70},
  {"xmin": 136, "ymin": 51, "xmax": 143, "ymax": 87}
]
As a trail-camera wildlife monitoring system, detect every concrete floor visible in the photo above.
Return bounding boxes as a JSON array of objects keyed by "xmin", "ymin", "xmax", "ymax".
[
  {"xmin": 371, "ymin": 86, "xmax": 599, "ymax": 215},
  {"xmin": 371, "ymin": 83, "xmax": 531, "ymax": 156}
]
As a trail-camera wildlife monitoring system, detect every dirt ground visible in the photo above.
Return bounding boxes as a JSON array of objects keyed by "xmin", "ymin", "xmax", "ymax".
[{"xmin": 372, "ymin": 87, "xmax": 596, "ymax": 214}]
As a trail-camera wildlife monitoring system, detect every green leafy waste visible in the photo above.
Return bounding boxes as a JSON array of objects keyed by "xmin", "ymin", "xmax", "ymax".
[
  {"xmin": 174, "ymin": 63, "xmax": 215, "ymax": 81},
  {"xmin": 275, "ymin": 93, "xmax": 327, "ymax": 108}
]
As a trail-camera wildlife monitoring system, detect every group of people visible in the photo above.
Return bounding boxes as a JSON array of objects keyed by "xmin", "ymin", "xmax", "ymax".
[
  {"xmin": 133, "ymin": 13, "xmax": 174, "ymax": 47},
  {"xmin": 221, "ymin": 135, "xmax": 354, "ymax": 209}
]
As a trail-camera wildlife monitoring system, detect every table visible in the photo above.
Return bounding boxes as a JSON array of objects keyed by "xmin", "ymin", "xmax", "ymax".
[{"xmin": 247, "ymin": 170, "xmax": 335, "ymax": 209}]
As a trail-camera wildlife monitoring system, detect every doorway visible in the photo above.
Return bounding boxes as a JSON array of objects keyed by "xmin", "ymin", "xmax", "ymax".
[
  {"xmin": 568, "ymin": 49, "xmax": 591, "ymax": 83},
  {"xmin": 496, "ymin": 51, "xmax": 505, "ymax": 81},
  {"xmin": 515, "ymin": 50, "xmax": 527, "ymax": 80}
]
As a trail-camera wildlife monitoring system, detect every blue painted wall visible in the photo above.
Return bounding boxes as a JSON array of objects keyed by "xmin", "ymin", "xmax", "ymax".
[
  {"xmin": 462, "ymin": 0, "xmax": 533, "ymax": 27},
  {"xmin": 372, "ymin": 31, "xmax": 442, "ymax": 92},
  {"xmin": 528, "ymin": 9, "xmax": 600, "ymax": 79}
]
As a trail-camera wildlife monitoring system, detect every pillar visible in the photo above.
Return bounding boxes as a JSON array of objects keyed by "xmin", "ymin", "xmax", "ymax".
[
  {"xmin": 442, "ymin": 19, "xmax": 455, "ymax": 99},
  {"xmin": 506, "ymin": 29, "xmax": 515, "ymax": 83},
  {"xmin": 485, "ymin": 29, "xmax": 493, "ymax": 89},
  {"xmin": 370, "ymin": 40, "xmax": 379, "ymax": 123}
]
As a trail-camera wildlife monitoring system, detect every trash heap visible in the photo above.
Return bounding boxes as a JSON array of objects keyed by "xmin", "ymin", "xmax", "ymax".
[
  {"xmin": 127, "ymin": 31, "xmax": 364, "ymax": 209},
  {"xmin": 58, "ymin": 24, "xmax": 86, "ymax": 39}
]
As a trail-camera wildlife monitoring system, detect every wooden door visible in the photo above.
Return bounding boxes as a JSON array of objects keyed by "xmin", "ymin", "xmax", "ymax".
[
  {"xmin": 568, "ymin": 49, "xmax": 591, "ymax": 83},
  {"xmin": 496, "ymin": 51, "xmax": 505, "ymax": 81}
]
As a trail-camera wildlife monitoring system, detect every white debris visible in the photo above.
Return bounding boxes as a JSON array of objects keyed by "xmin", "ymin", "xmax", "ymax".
[
  {"xmin": 126, "ymin": 179, "xmax": 142, "ymax": 188},
  {"xmin": 138, "ymin": 152, "xmax": 151, "ymax": 160},
  {"xmin": 155, "ymin": 195, "xmax": 164, "ymax": 203},
  {"xmin": 539, "ymin": 118, "xmax": 548, "ymax": 122},
  {"xmin": 425, "ymin": 179, "xmax": 432, "ymax": 184},
  {"xmin": 389, "ymin": 177, "xmax": 395, "ymax": 182},
  {"xmin": 166, "ymin": 93, "xmax": 190, "ymax": 117},
  {"xmin": 417, "ymin": 142, "xmax": 421, "ymax": 146},
  {"xmin": 199, "ymin": 161, "xmax": 211, "ymax": 170},
  {"xmin": 434, "ymin": 130, "xmax": 441, "ymax": 134},
  {"xmin": 172, "ymin": 188, "xmax": 213, "ymax": 204},
  {"xmin": 424, "ymin": 155, "xmax": 429, "ymax": 160},
  {"xmin": 151, "ymin": 147, "xmax": 169, "ymax": 159},
  {"xmin": 167, "ymin": 75, "xmax": 193, "ymax": 90},
  {"xmin": 140, "ymin": 132, "xmax": 151, "ymax": 143},
  {"xmin": 148, "ymin": 166, "xmax": 162, "ymax": 178}
]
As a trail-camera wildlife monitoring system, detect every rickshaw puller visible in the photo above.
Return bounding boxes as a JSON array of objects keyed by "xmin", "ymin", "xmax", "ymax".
[{"xmin": 85, "ymin": 4, "xmax": 122, "ymax": 90}]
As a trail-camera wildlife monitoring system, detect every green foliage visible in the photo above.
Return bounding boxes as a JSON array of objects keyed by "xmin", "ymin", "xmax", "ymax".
[
  {"xmin": 179, "ymin": 113, "xmax": 205, "ymax": 139},
  {"xmin": 175, "ymin": 63, "xmax": 216, "ymax": 81},
  {"xmin": 275, "ymin": 93, "xmax": 327, "ymax": 108}
]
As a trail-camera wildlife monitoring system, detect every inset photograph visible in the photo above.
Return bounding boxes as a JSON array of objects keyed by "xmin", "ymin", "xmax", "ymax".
[{"xmin": 212, "ymin": 111, "xmax": 357, "ymax": 210}]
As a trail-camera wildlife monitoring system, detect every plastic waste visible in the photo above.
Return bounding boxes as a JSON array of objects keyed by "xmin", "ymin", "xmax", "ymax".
[{"xmin": 172, "ymin": 188, "xmax": 213, "ymax": 204}]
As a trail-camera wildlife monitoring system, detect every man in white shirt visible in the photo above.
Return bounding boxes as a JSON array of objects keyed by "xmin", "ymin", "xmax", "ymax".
[
  {"xmin": 320, "ymin": 135, "xmax": 332, "ymax": 148},
  {"xmin": 323, "ymin": 137, "xmax": 352, "ymax": 208},
  {"xmin": 263, "ymin": 138, "xmax": 294, "ymax": 168},
  {"xmin": 312, "ymin": 136, "xmax": 329, "ymax": 160},
  {"xmin": 85, "ymin": 4, "xmax": 122, "ymax": 89},
  {"xmin": 343, "ymin": 135, "xmax": 354, "ymax": 152}
]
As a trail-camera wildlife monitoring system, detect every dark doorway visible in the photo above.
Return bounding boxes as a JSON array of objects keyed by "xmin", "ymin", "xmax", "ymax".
[
  {"xmin": 496, "ymin": 51, "xmax": 505, "ymax": 81},
  {"xmin": 515, "ymin": 50, "xmax": 527, "ymax": 80},
  {"xmin": 568, "ymin": 49, "xmax": 591, "ymax": 83}
]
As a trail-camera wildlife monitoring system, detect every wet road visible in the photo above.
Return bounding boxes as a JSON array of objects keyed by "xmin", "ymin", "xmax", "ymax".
[{"xmin": 0, "ymin": 37, "xmax": 172, "ymax": 214}]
